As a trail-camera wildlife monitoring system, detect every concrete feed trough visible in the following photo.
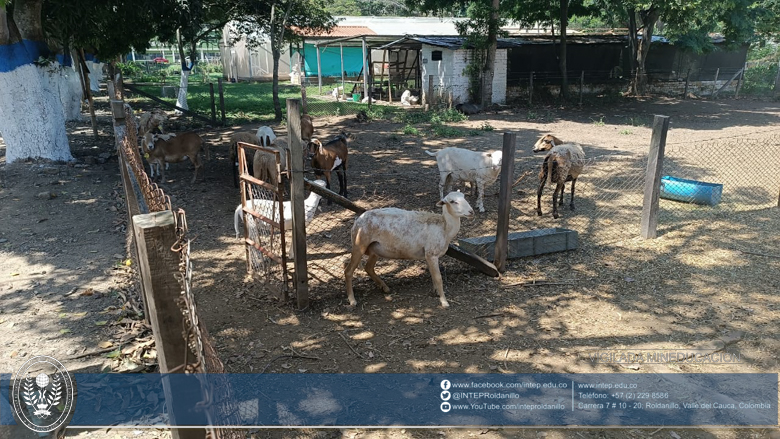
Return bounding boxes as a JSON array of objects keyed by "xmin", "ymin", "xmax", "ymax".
[{"xmin": 458, "ymin": 228, "xmax": 578, "ymax": 262}]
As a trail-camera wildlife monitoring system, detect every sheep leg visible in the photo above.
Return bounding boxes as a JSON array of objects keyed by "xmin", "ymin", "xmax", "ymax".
[
  {"xmin": 364, "ymin": 252, "xmax": 389, "ymax": 293},
  {"xmin": 569, "ymin": 178, "xmax": 576, "ymax": 210},
  {"xmin": 425, "ymin": 253, "xmax": 449, "ymax": 308},
  {"xmin": 190, "ymin": 153, "xmax": 202, "ymax": 183},
  {"xmin": 536, "ymin": 178, "xmax": 546, "ymax": 216},
  {"xmin": 559, "ymin": 182, "xmax": 565, "ymax": 206},
  {"xmin": 344, "ymin": 247, "xmax": 365, "ymax": 307},
  {"xmin": 476, "ymin": 178, "xmax": 486, "ymax": 213},
  {"xmin": 340, "ymin": 166, "xmax": 348, "ymax": 199},
  {"xmin": 552, "ymin": 181, "xmax": 563, "ymax": 219}
]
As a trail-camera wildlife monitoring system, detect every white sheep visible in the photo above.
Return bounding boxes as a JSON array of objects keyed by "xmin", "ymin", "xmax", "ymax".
[
  {"xmin": 344, "ymin": 191, "xmax": 475, "ymax": 308},
  {"xmin": 256, "ymin": 126, "xmax": 276, "ymax": 147},
  {"xmin": 234, "ymin": 179, "xmax": 327, "ymax": 239},
  {"xmin": 425, "ymin": 147, "xmax": 502, "ymax": 213},
  {"xmin": 532, "ymin": 134, "xmax": 585, "ymax": 219},
  {"xmin": 401, "ymin": 89, "xmax": 419, "ymax": 106}
]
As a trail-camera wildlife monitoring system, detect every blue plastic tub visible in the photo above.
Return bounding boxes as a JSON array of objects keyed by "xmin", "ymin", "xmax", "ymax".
[{"xmin": 659, "ymin": 176, "xmax": 723, "ymax": 206}]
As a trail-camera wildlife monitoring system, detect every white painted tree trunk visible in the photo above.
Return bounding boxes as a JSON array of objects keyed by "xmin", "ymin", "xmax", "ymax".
[
  {"xmin": 87, "ymin": 62, "xmax": 104, "ymax": 93},
  {"xmin": 0, "ymin": 63, "xmax": 72, "ymax": 162},
  {"xmin": 46, "ymin": 66, "xmax": 82, "ymax": 121},
  {"xmin": 175, "ymin": 69, "xmax": 190, "ymax": 114}
]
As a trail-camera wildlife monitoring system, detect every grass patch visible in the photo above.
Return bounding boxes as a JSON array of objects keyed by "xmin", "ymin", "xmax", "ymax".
[
  {"xmin": 480, "ymin": 122, "xmax": 494, "ymax": 131},
  {"xmin": 619, "ymin": 129, "xmax": 633, "ymax": 135},
  {"xmin": 592, "ymin": 116, "xmax": 606, "ymax": 126},
  {"xmin": 402, "ymin": 124, "xmax": 419, "ymax": 136}
]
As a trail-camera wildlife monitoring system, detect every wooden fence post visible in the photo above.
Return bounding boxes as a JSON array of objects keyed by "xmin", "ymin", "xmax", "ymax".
[
  {"xmin": 209, "ymin": 83, "xmax": 217, "ymax": 124},
  {"xmin": 774, "ymin": 61, "xmax": 780, "ymax": 98},
  {"xmin": 712, "ymin": 68, "xmax": 720, "ymax": 97},
  {"xmin": 579, "ymin": 71, "xmax": 584, "ymax": 106},
  {"xmin": 529, "ymin": 72, "xmax": 534, "ymax": 105},
  {"xmin": 286, "ymin": 99, "xmax": 309, "ymax": 310},
  {"xmin": 133, "ymin": 211, "xmax": 206, "ymax": 439},
  {"xmin": 494, "ymin": 132, "xmax": 517, "ymax": 272},
  {"xmin": 735, "ymin": 62, "xmax": 746, "ymax": 99},
  {"xmin": 640, "ymin": 115, "xmax": 670, "ymax": 239},
  {"xmin": 683, "ymin": 68, "xmax": 690, "ymax": 99},
  {"xmin": 218, "ymin": 77, "xmax": 226, "ymax": 126},
  {"xmin": 427, "ymin": 74, "xmax": 434, "ymax": 108}
]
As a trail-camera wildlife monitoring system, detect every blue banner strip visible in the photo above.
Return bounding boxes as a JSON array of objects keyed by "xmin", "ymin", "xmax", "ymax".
[
  {"xmin": 3, "ymin": 373, "xmax": 778, "ymax": 427},
  {"xmin": 0, "ymin": 40, "xmax": 50, "ymax": 73}
]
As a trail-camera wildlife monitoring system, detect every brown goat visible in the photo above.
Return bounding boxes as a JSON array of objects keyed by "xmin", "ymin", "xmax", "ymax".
[
  {"xmin": 301, "ymin": 114, "xmax": 314, "ymax": 142},
  {"xmin": 307, "ymin": 132, "xmax": 354, "ymax": 203},
  {"xmin": 142, "ymin": 132, "xmax": 205, "ymax": 183},
  {"xmin": 533, "ymin": 134, "xmax": 585, "ymax": 219}
]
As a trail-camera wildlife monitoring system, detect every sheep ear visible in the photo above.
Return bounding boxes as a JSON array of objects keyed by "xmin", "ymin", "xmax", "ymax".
[
  {"xmin": 319, "ymin": 144, "xmax": 324, "ymax": 155},
  {"xmin": 436, "ymin": 199, "xmax": 445, "ymax": 207}
]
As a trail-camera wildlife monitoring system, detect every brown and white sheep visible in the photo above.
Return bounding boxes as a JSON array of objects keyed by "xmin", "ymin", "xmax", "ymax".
[
  {"xmin": 344, "ymin": 191, "xmax": 475, "ymax": 308},
  {"xmin": 533, "ymin": 134, "xmax": 585, "ymax": 219}
]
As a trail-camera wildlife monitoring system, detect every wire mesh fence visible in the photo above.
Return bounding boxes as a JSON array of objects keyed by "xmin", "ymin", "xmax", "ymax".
[{"xmin": 237, "ymin": 141, "xmax": 291, "ymax": 298}]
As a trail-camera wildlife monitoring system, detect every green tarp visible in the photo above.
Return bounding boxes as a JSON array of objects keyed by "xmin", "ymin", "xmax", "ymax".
[{"xmin": 296, "ymin": 44, "xmax": 365, "ymax": 78}]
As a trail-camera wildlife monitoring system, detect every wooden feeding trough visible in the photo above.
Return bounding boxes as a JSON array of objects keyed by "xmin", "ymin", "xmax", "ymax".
[
  {"xmin": 659, "ymin": 176, "xmax": 723, "ymax": 206},
  {"xmin": 458, "ymin": 228, "xmax": 578, "ymax": 262}
]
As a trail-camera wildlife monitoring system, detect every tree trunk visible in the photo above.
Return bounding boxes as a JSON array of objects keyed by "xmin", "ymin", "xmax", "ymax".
[
  {"xmin": 0, "ymin": 1, "xmax": 72, "ymax": 163},
  {"xmin": 631, "ymin": 7, "xmax": 660, "ymax": 96},
  {"xmin": 272, "ymin": 46, "xmax": 282, "ymax": 122},
  {"xmin": 480, "ymin": 0, "xmax": 499, "ymax": 108},
  {"xmin": 175, "ymin": 29, "xmax": 190, "ymax": 114},
  {"xmin": 559, "ymin": 0, "xmax": 569, "ymax": 99},
  {"xmin": 627, "ymin": 8, "xmax": 638, "ymax": 78}
]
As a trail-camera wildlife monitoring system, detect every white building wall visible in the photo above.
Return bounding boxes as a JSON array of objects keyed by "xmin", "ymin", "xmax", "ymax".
[{"xmin": 492, "ymin": 49, "xmax": 508, "ymax": 104}]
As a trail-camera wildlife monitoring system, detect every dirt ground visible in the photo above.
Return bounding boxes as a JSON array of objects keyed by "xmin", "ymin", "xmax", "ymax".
[{"xmin": 1, "ymin": 95, "xmax": 779, "ymax": 439}]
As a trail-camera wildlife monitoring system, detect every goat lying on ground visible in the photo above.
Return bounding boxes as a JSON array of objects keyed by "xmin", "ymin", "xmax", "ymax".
[
  {"xmin": 401, "ymin": 89, "xmax": 419, "ymax": 106},
  {"xmin": 234, "ymin": 180, "xmax": 327, "ymax": 253},
  {"xmin": 532, "ymin": 134, "xmax": 585, "ymax": 219},
  {"xmin": 425, "ymin": 147, "xmax": 502, "ymax": 213},
  {"xmin": 307, "ymin": 132, "xmax": 353, "ymax": 203},
  {"xmin": 229, "ymin": 131, "xmax": 261, "ymax": 187},
  {"xmin": 142, "ymin": 131, "xmax": 205, "ymax": 183},
  {"xmin": 344, "ymin": 191, "xmax": 474, "ymax": 308}
]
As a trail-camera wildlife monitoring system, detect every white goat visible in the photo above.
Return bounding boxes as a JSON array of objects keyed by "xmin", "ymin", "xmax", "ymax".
[
  {"xmin": 532, "ymin": 134, "xmax": 585, "ymax": 219},
  {"xmin": 344, "ymin": 191, "xmax": 474, "ymax": 308},
  {"xmin": 401, "ymin": 89, "xmax": 419, "ymax": 106},
  {"xmin": 256, "ymin": 126, "xmax": 276, "ymax": 146},
  {"xmin": 252, "ymin": 138, "xmax": 290, "ymax": 185},
  {"xmin": 234, "ymin": 179, "xmax": 327, "ymax": 239},
  {"xmin": 229, "ymin": 131, "xmax": 262, "ymax": 187},
  {"xmin": 425, "ymin": 147, "xmax": 502, "ymax": 213}
]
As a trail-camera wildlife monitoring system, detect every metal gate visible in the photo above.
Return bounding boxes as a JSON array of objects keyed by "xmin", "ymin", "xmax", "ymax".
[{"xmin": 237, "ymin": 141, "xmax": 290, "ymax": 299}]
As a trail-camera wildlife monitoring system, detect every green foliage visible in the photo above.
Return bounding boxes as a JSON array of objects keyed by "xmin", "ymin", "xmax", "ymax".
[
  {"xmin": 592, "ymin": 116, "xmax": 605, "ymax": 126},
  {"xmin": 430, "ymin": 124, "xmax": 464, "ymax": 137},
  {"xmin": 117, "ymin": 62, "xmax": 143, "ymax": 78},
  {"xmin": 480, "ymin": 121, "xmax": 494, "ymax": 131},
  {"xmin": 619, "ymin": 129, "xmax": 633, "ymax": 135},
  {"xmin": 402, "ymin": 124, "xmax": 420, "ymax": 136},
  {"xmin": 741, "ymin": 63, "xmax": 779, "ymax": 95}
]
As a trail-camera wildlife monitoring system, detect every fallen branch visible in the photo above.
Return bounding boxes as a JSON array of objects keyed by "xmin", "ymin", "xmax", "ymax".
[
  {"xmin": 338, "ymin": 331, "xmax": 366, "ymax": 360},
  {"xmin": 64, "ymin": 346, "xmax": 119, "ymax": 360},
  {"xmin": 474, "ymin": 313, "xmax": 507, "ymax": 320},
  {"xmin": 502, "ymin": 280, "xmax": 576, "ymax": 287},
  {"xmin": 512, "ymin": 170, "xmax": 533, "ymax": 188},
  {"xmin": 738, "ymin": 250, "xmax": 780, "ymax": 259}
]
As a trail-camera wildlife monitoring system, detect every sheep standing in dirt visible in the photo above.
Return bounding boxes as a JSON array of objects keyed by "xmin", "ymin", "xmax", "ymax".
[
  {"xmin": 252, "ymin": 138, "xmax": 289, "ymax": 185},
  {"xmin": 533, "ymin": 134, "xmax": 586, "ymax": 219},
  {"xmin": 137, "ymin": 109, "xmax": 167, "ymax": 137},
  {"xmin": 307, "ymin": 132, "xmax": 353, "ymax": 202},
  {"xmin": 229, "ymin": 131, "xmax": 261, "ymax": 187},
  {"xmin": 425, "ymin": 147, "xmax": 502, "ymax": 213},
  {"xmin": 142, "ymin": 131, "xmax": 205, "ymax": 183},
  {"xmin": 344, "ymin": 191, "xmax": 474, "ymax": 308}
]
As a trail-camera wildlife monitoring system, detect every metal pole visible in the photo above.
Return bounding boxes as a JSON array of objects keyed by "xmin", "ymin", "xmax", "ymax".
[
  {"xmin": 362, "ymin": 36, "xmax": 369, "ymax": 102},
  {"xmin": 316, "ymin": 45, "xmax": 322, "ymax": 95},
  {"xmin": 340, "ymin": 44, "xmax": 345, "ymax": 100}
]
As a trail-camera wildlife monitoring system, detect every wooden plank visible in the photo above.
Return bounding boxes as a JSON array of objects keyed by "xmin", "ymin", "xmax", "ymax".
[
  {"xmin": 640, "ymin": 115, "xmax": 670, "ymax": 239},
  {"xmin": 287, "ymin": 99, "xmax": 309, "ymax": 310},
  {"xmin": 446, "ymin": 244, "xmax": 499, "ymax": 278},
  {"xmin": 132, "ymin": 211, "xmax": 206, "ymax": 439},
  {"xmin": 123, "ymin": 83, "xmax": 214, "ymax": 125},
  {"xmin": 218, "ymin": 77, "xmax": 226, "ymax": 126},
  {"xmin": 713, "ymin": 67, "xmax": 743, "ymax": 98},
  {"xmin": 494, "ymin": 132, "xmax": 517, "ymax": 272},
  {"xmin": 305, "ymin": 178, "xmax": 366, "ymax": 213},
  {"xmin": 209, "ymin": 83, "xmax": 217, "ymax": 124}
]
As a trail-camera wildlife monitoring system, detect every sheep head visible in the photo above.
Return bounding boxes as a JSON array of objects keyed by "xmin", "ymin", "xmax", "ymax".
[
  {"xmin": 533, "ymin": 134, "xmax": 564, "ymax": 153},
  {"xmin": 487, "ymin": 150, "xmax": 503, "ymax": 168},
  {"xmin": 436, "ymin": 191, "xmax": 474, "ymax": 218}
]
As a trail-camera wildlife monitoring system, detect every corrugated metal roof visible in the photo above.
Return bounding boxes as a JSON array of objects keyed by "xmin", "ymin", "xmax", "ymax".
[
  {"xmin": 378, "ymin": 36, "xmax": 522, "ymax": 50},
  {"xmin": 293, "ymin": 25, "xmax": 376, "ymax": 37}
]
